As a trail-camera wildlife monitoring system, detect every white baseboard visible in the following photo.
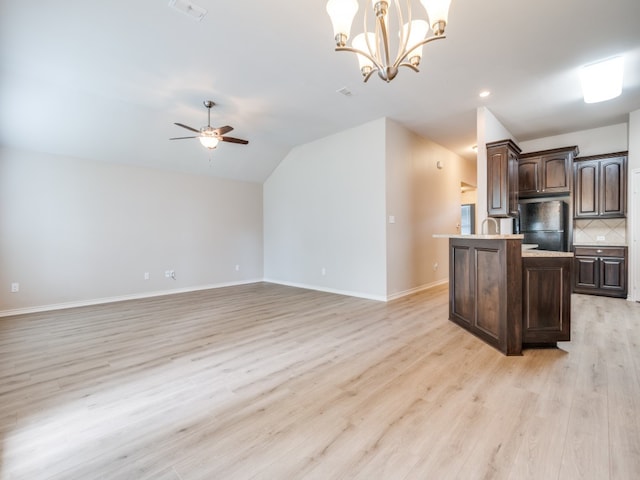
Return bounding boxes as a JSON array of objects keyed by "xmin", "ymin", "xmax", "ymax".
[
  {"xmin": 0, "ymin": 279, "xmax": 263, "ymax": 317},
  {"xmin": 263, "ymin": 278, "xmax": 388, "ymax": 302},
  {"xmin": 386, "ymin": 279, "xmax": 449, "ymax": 301},
  {"xmin": 263, "ymin": 278, "xmax": 448, "ymax": 302},
  {"xmin": 1, "ymin": 278, "xmax": 450, "ymax": 317}
]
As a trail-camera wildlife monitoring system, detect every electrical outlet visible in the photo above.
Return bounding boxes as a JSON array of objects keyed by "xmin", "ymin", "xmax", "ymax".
[
  {"xmin": 235, "ymin": 264, "xmax": 240, "ymax": 271},
  {"xmin": 11, "ymin": 282, "xmax": 19, "ymax": 293},
  {"xmin": 321, "ymin": 267, "xmax": 326, "ymax": 276},
  {"xmin": 596, "ymin": 235, "xmax": 606, "ymax": 241},
  {"xmin": 165, "ymin": 270, "xmax": 175, "ymax": 279},
  {"xmin": 144, "ymin": 272, "xmax": 150, "ymax": 280},
  {"xmin": 433, "ymin": 262, "xmax": 439, "ymax": 271}
]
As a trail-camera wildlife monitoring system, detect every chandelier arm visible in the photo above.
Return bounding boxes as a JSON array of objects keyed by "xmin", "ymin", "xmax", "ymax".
[
  {"xmin": 392, "ymin": 34, "xmax": 446, "ymax": 69},
  {"xmin": 377, "ymin": 8, "xmax": 391, "ymax": 68},
  {"xmin": 362, "ymin": 2, "xmax": 384, "ymax": 71},
  {"xmin": 393, "ymin": 0, "xmax": 410, "ymax": 68},
  {"xmin": 397, "ymin": 62, "xmax": 420, "ymax": 73},
  {"xmin": 335, "ymin": 46, "xmax": 384, "ymax": 73},
  {"xmin": 363, "ymin": 68, "xmax": 377, "ymax": 82}
]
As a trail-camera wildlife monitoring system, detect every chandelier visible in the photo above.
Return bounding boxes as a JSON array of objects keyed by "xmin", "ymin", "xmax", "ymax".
[{"xmin": 326, "ymin": 0, "xmax": 452, "ymax": 82}]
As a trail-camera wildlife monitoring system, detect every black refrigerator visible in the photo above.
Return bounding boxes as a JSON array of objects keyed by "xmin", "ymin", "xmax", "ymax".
[{"xmin": 517, "ymin": 200, "xmax": 568, "ymax": 251}]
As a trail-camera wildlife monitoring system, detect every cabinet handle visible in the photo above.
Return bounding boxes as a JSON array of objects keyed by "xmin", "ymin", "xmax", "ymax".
[{"xmin": 596, "ymin": 250, "xmax": 603, "ymax": 253}]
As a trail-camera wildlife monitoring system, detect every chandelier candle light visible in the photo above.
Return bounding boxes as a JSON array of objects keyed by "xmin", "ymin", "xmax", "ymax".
[{"xmin": 326, "ymin": 0, "xmax": 451, "ymax": 82}]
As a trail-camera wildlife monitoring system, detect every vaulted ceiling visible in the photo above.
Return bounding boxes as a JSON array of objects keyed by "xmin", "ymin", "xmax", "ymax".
[{"xmin": 1, "ymin": 0, "xmax": 639, "ymax": 183}]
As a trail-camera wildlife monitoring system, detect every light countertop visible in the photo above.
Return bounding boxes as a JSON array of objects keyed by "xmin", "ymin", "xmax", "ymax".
[
  {"xmin": 522, "ymin": 250, "xmax": 574, "ymax": 258},
  {"xmin": 432, "ymin": 234, "xmax": 524, "ymax": 240},
  {"xmin": 573, "ymin": 242, "xmax": 628, "ymax": 247},
  {"xmin": 433, "ymin": 235, "xmax": 573, "ymax": 257}
]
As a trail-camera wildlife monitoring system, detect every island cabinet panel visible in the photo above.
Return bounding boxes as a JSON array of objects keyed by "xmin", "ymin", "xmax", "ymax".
[
  {"xmin": 451, "ymin": 245, "xmax": 474, "ymax": 325},
  {"xmin": 475, "ymin": 249, "xmax": 501, "ymax": 340},
  {"xmin": 522, "ymin": 257, "xmax": 571, "ymax": 345},
  {"xmin": 449, "ymin": 237, "xmax": 522, "ymax": 355}
]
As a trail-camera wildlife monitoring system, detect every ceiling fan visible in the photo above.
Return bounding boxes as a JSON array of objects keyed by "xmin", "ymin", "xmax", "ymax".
[{"xmin": 170, "ymin": 100, "xmax": 249, "ymax": 150}]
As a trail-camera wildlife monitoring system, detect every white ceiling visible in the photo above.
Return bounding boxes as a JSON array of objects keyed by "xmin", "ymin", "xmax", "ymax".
[{"xmin": 1, "ymin": 0, "xmax": 639, "ymax": 183}]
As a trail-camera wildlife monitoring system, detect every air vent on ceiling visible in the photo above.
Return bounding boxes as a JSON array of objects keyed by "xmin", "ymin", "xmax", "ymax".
[
  {"xmin": 168, "ymin": 0, "xmax": 207, "ymax": 21},
  {"xmin": 336, "ymin": 87, "xmax": 352, "ymax": 97}
]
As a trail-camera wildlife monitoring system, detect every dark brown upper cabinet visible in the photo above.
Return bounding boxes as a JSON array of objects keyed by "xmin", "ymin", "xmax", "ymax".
[
  {"xmin": 574, "ymin": 153, "xmax": 627, "ymax": 218},
  {"xmin": 486, "ymin": 139, "xmax": 521, "ymax": 218},
  {"xmin": 518, "ymin": 146, "xmax": 579, "ymax": 198}
]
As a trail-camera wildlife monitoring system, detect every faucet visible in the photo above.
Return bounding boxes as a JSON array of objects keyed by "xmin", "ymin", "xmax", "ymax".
[{"xmin": 481, "ymin": 217, "xmax": 500, "ymax": 235}]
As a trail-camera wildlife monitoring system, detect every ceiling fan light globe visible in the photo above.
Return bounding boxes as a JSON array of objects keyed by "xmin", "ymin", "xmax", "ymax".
[{"xmin": 199, "ymin": 135, "xmax": 219, "ymax": 149}]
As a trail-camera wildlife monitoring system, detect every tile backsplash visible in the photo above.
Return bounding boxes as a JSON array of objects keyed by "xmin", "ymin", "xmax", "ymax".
[{"xmin": 574, "ymin": 218, "xmax": 626, "ymax": 245}]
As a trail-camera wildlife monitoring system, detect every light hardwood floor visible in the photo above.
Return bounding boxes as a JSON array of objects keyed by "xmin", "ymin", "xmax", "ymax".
[{"xmin": 1, "ymin": 283, "xmax": 639, "ymax": 479}]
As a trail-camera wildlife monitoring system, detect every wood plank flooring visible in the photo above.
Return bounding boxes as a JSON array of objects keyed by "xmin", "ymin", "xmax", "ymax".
[{"xmin": 1, "ymin": 282, "xmax": 639, "ymax": 479}]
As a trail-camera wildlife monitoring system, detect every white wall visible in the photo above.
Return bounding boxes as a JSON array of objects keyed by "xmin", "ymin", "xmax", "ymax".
[
  {"xmin": 385, "ymin": 119, "xmax": 475, "ymax": 298},
  {"xmin": 0, "ymin": 147, "xmax": 263, "ymax": 314},
  {"xmin": 264, "ymin": 117, "xmax": 474, "ymax": 301},
  {"xmin": 476, "ymin": 107, "xmax": 519, "ymax": 233},
  {"xmin": 628, "ymin": 110, "xmax": 640, "ymax": 301},
  {"xmin": 263, "ymin": 119, "xmax": 387, "ymax": 300},
  {"xmin": 519, "ymin": 123, "xmax": 628, "ymax": 157}
]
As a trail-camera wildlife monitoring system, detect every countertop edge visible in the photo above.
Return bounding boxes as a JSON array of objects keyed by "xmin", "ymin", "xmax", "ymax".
[
  {"xmin": 522, "ymin": 251, "xmax": 574, "ymax": 258},
  {"xmin": 433, "ymin": 234, "xmax": 525, "ymax": 240}
]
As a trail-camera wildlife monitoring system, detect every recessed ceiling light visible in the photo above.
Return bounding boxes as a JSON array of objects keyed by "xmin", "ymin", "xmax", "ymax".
[
  {"xmin": 479, "ymin": 90, "xmax": 491, "ymax": 98},
  {"xmin": 580, "ymin": 56, "xmax": 624, "ymax": 103}
]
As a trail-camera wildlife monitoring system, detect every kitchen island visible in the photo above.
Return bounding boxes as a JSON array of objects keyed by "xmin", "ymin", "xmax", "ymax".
[{"xmin": 434, "ymin": 234, "xmax": 573, "ymax": 355}]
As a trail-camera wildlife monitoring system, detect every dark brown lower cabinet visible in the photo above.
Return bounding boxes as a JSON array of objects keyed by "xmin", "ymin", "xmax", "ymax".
[
  {"xmin": 573, "ymin": 246, "xmax": 627, "ymax": 298},
  {"xmin": 449, "ymin": 237, "xmax": 522, "ymax": 355},
  {"xmin": 522, "ymin": 256, "xmax": 572, "ymax": 346},
  {"xmin": 448, "ymin": 237, "xmax": 575, "ymax": 355}
]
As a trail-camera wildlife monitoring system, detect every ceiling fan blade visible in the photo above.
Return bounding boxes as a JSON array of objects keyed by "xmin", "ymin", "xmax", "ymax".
[
  {"xmin": 214, "ymin": 125, "xmax": 234, "ymax": 135},
  {"xmin": 220, "ymin": 136, "xmax": 249, "ymax": 145},
  {"xmin": 174, "ymin": 122, "xmax": 200, "ymax": 133},
  {"xmin": 169, "ymin": 136, "xmax": 198, "ymax": 140}
]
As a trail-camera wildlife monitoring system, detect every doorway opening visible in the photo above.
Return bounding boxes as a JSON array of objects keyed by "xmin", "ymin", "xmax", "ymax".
[{"xmin": 461, "ymin": 182, "xmax": 477, "ymax": 234}]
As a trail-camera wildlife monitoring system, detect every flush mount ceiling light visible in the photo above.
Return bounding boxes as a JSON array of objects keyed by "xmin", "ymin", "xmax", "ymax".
[
  {"xmin": 326, "ymin": 0, "xmax": 452, "ymax": 83},
  {"xmin": 580, "ymin": 56, "xmax": 624, "ymax": 103},
  {"xmin": 168, "ymin": 0, "xmax": 207, "ymax": 21}
]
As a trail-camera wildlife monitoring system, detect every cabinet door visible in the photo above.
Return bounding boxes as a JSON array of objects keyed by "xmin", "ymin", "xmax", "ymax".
[
  {"xmin": 600, "ymin": 256, "xmax": 626, "ymax": 293},
  {"xmin": 450, "ymin": 244, "xmax": 474, "ymax": 326},
  {"xmin": 507, "ymin": 149, "xmax": 519, "ymax": 216},
  {"xmin": 487, "ymin": 148, "xmax": 509, "ymax": 217},
  {"xmin": 487, "ymin": 141, "xmax": 520, "ymax": 218},
  {"xmin": 574, "ymin": 161, "xmax": 599, "ymax": 217},
  {"xmin": 600, "ymin": 158, "xmax": 625, "ymax": 217},
  {"xmin": 574, "ymin": 256, "xmax": 598, "ymax": 291},
  {"xmin": 522, "ymin": 257, "xmax": 571, "ymax": 344},
  {"xmin": 541, "ymin": 153, "xmax": 570, "ymax": 193},
  {"xmin": 518, "ymin": 158, "xmax": 540, "ymax": 196}
]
